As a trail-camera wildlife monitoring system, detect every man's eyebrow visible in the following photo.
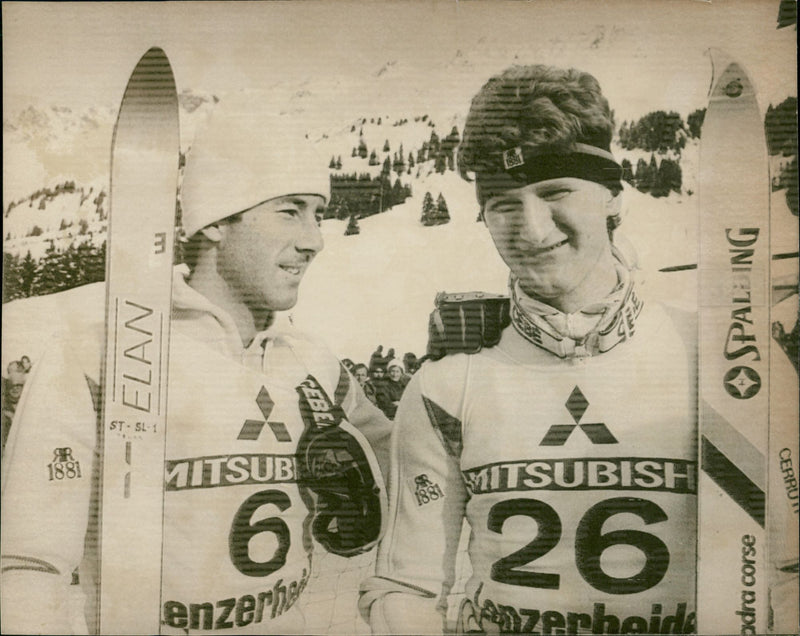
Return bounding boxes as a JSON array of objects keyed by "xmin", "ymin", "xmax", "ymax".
[{"xmin": 487, "ymin": 194, "xmax": 521, "ymax": 205}]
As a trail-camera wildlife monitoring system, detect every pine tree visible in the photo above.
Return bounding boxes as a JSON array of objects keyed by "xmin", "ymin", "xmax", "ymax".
[
  {"xmin": 435, "ymin": 193, "xmax": 450, "ymax": 225},
  {"xmin": 2, "ymin": 252, "xmax": 20, "ymax": 301},
  {"xmin": 391, "ymin": 179, "xmax": 406, "ymax": 206},
  {"xmin": 358, "ymin": 138, "xmax": 368, "ymax": 159},
  {"xmin": 764, "ymin": 97, "xmax": 798, "ymax": 156},
  {"xmin": 329, "ymin": 156, "xmax": 337, "ymax": 169},
  {"xmin": 434, "ymin": 152, "xmax": 447, "ymax": 174},
  {"xmin": 420, "ymin": 192, "xmax": 436, "ymax": 226},
  {"xmin": 382, "ymin": 156, "xmax": 391, "ymax": 176},
  {"xmin": 780, "ymin": 156, "xmax": 798, "ymax": 215},
  {"xmin": 620, "ymin": 158, "xmax": 634, "ymax": 185},
  {"xmin": 442, "ymin": 126, "xmax": 460, "ymax": 165},
  {"xmin": 634, "ymin": 158, "xmax": 652, "ymax": 193},
  {"xmin": 624, "ymin": 110, "xmax": 686, "ymax": 152},
  {"xmin": 383, "ymin": 139, "xmax": 390, "ymax": 152},
  {"xmin": 655, "ymin": 158, "xmax": 682, "ymax": 196},
  {"xmin": 336, "ymin": 196, "xmax": 351, "ymax": 221},
  {"xmin": 618, "ymin": 121, "xmax": 630, "ymax": 149},
  {"xmin": 344, "ymin": 214, "xmax": 361, "ymax": 236},
  {"xmin": 429, "ymin": 130, "xmax": 440, "ymax": 156},
  {"xmin": 369, "ymin": 150, "xmax": 379, "ymax": 166},
  {"xmin": 336, "ymin": 155, "xmax": 343, "ymax": 170},
  {"xmin": 394, "ymin": 150, "xmax": 406, "ymax": 176},
  {"xmin": 408, "ymin": 152, "xmax": 415, "ymax": 168},
  {"xmin": 326, "ymin": 193, "xmax": 344, "ymax": 219},
  {"xmin": 687, "ymin": 108, "xmax": 705, "ymax": 139}
]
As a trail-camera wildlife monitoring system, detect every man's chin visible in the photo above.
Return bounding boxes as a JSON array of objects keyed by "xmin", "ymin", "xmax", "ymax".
[{"xmin": 261, "ymin": 290, "xmax": 300, "ymax": 313}]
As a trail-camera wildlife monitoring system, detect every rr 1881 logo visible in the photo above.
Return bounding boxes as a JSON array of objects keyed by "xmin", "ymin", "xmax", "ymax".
[
  {"xmin": 48, "ymin": 447, "xmax": 82, "ymax": 481},
  {"xmin": 414, "ymin": 474, "xmax": 443, "ymax": 506}
]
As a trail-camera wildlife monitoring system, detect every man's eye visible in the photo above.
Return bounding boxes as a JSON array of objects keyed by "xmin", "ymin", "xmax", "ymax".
[
  {"xmin": 488, "ymin": 203, "xmax": 520, "ymax": 214},
  {"xmin": 278, "ymin": 208, "xmax": 299, "ymax": 217},
  {"xmin": 542, "ymin": 189, "xmax": 570, "ymax": 201}
]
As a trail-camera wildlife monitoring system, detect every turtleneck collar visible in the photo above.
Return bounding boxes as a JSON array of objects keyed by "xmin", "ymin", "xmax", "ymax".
[
  {"xmin": 171, "ymin": 265, "xmax": 288, "ymax": 371},
  {"xmin": 509, "ymin": 245, "xmax": 644, "ymax": 359}
]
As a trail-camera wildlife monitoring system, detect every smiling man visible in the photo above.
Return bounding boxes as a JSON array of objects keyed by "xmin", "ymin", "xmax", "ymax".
[
  {"xmin": 360, "ymin": 65, "xmax": 698, "ymax": 634},
  {"xmin": 1, "ymin": 96, "xmax": 390, "ymax": 635}
]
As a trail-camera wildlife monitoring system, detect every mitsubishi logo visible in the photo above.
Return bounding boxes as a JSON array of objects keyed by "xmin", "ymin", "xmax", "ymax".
[
  {"xmin": 237, "ymin": 386, "xmax": 292, "ymax": 442},
  {"xmin": 540, "ymin": 386, "xmax": 617, "ymax": 446}
]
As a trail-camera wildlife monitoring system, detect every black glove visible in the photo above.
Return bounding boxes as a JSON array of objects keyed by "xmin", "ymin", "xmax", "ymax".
[
  {"xmin": 426, "ymin": 291, "xmax": 511, "ymax": 361},
  {"xmin": 296, "ymin": 375, "xmax": 383, "ymax": 557}
]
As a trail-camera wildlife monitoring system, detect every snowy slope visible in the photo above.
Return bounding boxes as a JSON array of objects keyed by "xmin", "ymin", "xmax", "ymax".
[
  {"xmin": 3, "ymin": 91, "xmax": 796, "ymax": 367},
  {"xmin": 4, "ymin": 177, "xmax": 797, "ymax": 369}
]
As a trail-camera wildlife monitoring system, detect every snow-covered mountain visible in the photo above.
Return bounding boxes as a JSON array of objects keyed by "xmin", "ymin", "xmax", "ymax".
[{"xmin": 3, "ymin": 49, "xmax": 797, "ymax": 366}]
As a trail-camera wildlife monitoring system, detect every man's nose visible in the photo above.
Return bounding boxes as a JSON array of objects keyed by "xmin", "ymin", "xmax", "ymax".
[
  {"xmin": 516, "ymin": 192, "xmax": 557, "ymax": 245},
  {"xmin": 297, "ymin": 214, "xmax": 324, "ymax": 255}
]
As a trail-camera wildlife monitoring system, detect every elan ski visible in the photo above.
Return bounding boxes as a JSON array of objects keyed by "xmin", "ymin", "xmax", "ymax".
[{"xmin": 98, "ymin": 47, "xmax": 180, "ymax": 634}]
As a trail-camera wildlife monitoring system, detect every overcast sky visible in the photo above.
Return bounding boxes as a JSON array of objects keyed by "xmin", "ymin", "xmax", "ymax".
[{"xmin": 3, "ymin": 0, "xmax": 796, "ymax": 125}]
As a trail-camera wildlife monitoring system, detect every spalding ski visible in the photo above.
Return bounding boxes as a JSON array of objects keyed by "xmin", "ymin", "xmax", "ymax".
[
  {"xmin": 696, "ymin": 50, "xmax": 771, "ymax": 634},
  {"xmin": 99, "ymin": 47, "xmax": 180, "ymax": 634}
]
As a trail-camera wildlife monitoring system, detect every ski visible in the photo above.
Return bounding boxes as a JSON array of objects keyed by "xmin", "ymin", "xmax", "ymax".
[
  {"xmin": 98, "ymin": 47, "xmax": 180, "ymax": 634},
  {"xmin": 659, "ymin": 252, "xmax": 798, "ymax": 273},
  {"xmin": 696, "ymin": 50, "xmax": 771, "ymax": 634}
]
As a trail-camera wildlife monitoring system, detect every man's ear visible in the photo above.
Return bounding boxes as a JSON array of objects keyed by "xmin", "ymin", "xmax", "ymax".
[
  {"xmin": 605, "ymin": 190, "xmax": 623, "ymax": 218},
  {"xmin": 199, "ymin": 224, "xmax": 223, "ymax": 243}
]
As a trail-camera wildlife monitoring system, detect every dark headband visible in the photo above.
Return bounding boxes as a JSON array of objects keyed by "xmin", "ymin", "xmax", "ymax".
[{"xmin": 475, "ymin": 143, "xmax": 623, "ymax": 205}]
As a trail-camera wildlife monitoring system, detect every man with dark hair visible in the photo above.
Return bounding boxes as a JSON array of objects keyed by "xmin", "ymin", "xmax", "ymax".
[
  {"xmin": 361, "ymin": 65, "xmax": 697, "ymax": 634},
  {"xmin": 1, "ymin": 95, "xmax": 390, "ymax": 634},
  {"xmin": 354, "ymin": 363, "xmax": 379, "ymax": 407},
  {"xmin": 19, "ymin": 356, "xmax": 32, "ymax": 373}
]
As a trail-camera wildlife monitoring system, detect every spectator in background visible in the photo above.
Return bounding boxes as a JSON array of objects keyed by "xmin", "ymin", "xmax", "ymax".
[
  {"xmin": 354, "ymin": 363, "xmax": 379, "ymax": 406},
  {"xmin": 391, "ymin": 359, "xmax": 410, "ymax": 389},
  {"xmin": 19, "ymin": 357, "xmax": 32, "ymax": 374},
  {"xmin": 353, "ymin": 363, "xmax": 370, "ymax": 386},
  {"xmin": 369, "ymin": 345, "xmax": 395, "ymax": 372},
  {"xmin": 377, "ymin": 360, "xmax": 407, "ymax": 420},
  {"xmin": 402, "ymin": 352, "xmax": 420, "ymax": 377},
  {"xmin": 341, "ymin": 358, "xmax": 356, "ymax": 374},
  {"xmin": 369, "ymin": 363, "xmax": 387, "ymax": 383},
  {"xmin": 2, "ymin": 361, "xmax": 27, "ymax": 456},
  {"xmin": 4, "ymin": 362, "xmax": 26, "ymax": 410}
]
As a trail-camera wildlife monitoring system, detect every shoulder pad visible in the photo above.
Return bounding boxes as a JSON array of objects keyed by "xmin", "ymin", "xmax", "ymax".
[{"xmin": 427, "ymin": 291, "xmax": 511, "ymax": 360}]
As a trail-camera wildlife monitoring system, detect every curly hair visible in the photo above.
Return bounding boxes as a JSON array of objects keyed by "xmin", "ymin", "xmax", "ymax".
[
  {"xmin": 459, "ymin": 64, "xmax": 621, "ymax": 234},
  {"xmin": 458, "ymin": 65, "xmax": 615, "ymax": 179}
]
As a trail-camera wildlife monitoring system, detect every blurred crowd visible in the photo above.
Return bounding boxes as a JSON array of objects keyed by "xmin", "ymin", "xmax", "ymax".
[
  {"xmin": 2, "ymin": 356, "xmax": 32, "ymax": 454},
  {"xmin": 0, "ymin": 344, "xmax": 420, "ymax": 457},
  {"xmin": 343, "ymin": 346, "xmax": 421, "ymax": 420}
]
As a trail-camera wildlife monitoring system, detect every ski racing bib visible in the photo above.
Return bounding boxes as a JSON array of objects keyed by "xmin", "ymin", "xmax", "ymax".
[{"xmin": 451, "ymin": 308, "xmax": 697, "ymax": 634}]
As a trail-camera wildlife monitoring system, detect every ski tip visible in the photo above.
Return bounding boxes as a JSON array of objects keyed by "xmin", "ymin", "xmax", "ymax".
[
  {"xmin": 705, "ymin": 49, "xmax": 755, "ymax": 102},
  {"xmin": 112, "ymin": 46, "xmax": 179, "ymax": 150},
  {"xmin": 142, "ymin": 46, "xmax": 168, "ymax": 58},
  {"xmin": 119, "ymin": 46, "xmax": 178, "ymax": 116},
  {"xmin": 129, "ymin": 46, "xmax": 176, "ymax": 86}
]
